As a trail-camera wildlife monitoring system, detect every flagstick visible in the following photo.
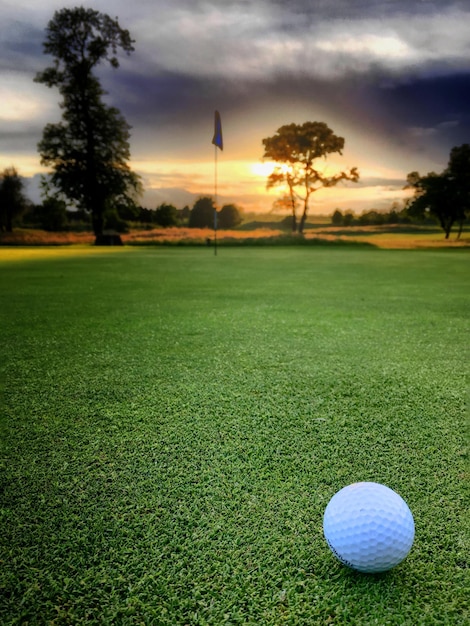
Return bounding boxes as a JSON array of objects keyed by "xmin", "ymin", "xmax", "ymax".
[
  {"xmin": 212, "ymin": 110, "xmax": 222, "ymax": 256},
  {"xmin": 214, "ymin": 142, "xmax": 218, "ymax": 256}
]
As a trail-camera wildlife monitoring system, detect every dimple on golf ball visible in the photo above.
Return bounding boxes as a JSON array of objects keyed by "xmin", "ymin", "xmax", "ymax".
[{"xmin": 323, "ymin": 482, "xmax": 414, "ymax": 573}]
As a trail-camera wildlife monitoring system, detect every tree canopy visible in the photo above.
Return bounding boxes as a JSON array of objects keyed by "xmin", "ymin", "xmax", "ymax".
[
  {"xmin": 262, "ymin": 122, "xmax": 359, "ymax": 233},
  {"xmin": 35, "ymin": 7, "xmax": 141, "ymax": 241},
  {"xmin": 406, "ymin": 144, "xmax": 470, "ymax": 238}
]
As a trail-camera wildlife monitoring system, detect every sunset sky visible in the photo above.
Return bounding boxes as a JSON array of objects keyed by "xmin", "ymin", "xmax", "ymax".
[{"xmin": 1, "ymin": 0, "xmax": 470, "ymax": 215}]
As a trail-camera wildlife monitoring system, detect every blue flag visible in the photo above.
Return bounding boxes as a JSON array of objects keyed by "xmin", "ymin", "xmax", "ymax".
[{"xmin": 212, "ymin": 110, "xmax": 223, "ymax": 151}]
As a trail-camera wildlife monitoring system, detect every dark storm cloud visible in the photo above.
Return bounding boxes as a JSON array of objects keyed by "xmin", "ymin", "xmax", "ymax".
[
  {"xmin": 111, "ymin": 0, "xmax": 469, "ymax": 129},
  {"xmin": 168, "ymin": 0, "xmax": 465, "ymax": 19},
  {"xmin": 357, "ymin": 73, "xmax": 470, "ymax": 158},
  {"xmin": 110, "ymin": 62, "xmax": 470, "ymax": 164},
  {"xmin": 111, "ymin": 71, "xmax": 229, "ymax": 125}
]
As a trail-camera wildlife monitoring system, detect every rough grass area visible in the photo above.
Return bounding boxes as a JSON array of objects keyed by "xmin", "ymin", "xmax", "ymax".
[
  {"xmin": 1, "ymin": 223, "xmax": 469, "ymax": 248},
  {"xmin": 0, "ymin": 247, "xmax": 468, "ymax": 625},
  {"xmin": 306, "ymin": 225, "xmax": 470, "ymax": 249}
]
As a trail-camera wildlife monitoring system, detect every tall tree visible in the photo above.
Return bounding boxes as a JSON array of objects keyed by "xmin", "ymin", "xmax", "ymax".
[
  {"xmin": 35, "ymin": 7, "xmax": 141, "ymax": 241},
  {"xmin": 446, "ymin": 144, "xmax": 470, "ymax": 238},
  {"xmin": 406, "ymin": 144, "xmax": 470, "ymax": 239},
  {"xmin": 262, "ymin": 122, "xmax": 359, "ymax": 234},
  {"xmin": 0, "ymin": 168, "xmax": 28, "ymax": 232}
]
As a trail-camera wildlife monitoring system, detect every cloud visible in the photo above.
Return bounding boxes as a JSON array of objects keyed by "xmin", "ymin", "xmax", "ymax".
[
  {"xmin": 5, "ymin": 1, "xmax": 470, "ymax": 84},
  {"xmin": 408, "ymin": 120, "xmax": 459, "ymax": 139},
  {"xmin": 315, "ymin": 34, "xmax": 411, "ymax": 60},
  {"xmin": 128, "ymin": 2, "xmax": 470, "ymax": 80}
]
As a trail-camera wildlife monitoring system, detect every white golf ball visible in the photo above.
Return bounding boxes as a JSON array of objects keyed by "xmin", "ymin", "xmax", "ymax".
[{"xmin": 323, "ymin": 482, "xmax": 415, "ymax": 573}]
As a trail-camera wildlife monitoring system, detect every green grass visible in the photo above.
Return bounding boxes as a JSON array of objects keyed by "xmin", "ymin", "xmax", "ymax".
[{"xmin": 0, "ymin": 246, "xmax": 468, "ymax": 625}]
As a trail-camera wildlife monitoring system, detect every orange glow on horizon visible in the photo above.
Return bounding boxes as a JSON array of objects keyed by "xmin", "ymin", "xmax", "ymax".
[{"xmin": 2, "ymin": 152, "xmax": 412, "ymax": 216}]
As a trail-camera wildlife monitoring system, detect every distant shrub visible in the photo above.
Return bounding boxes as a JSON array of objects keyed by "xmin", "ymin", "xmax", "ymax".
[
  {"xmin": 155, "ymin": 203, "xmax": 178, "ymax": 227},
  {"xmin": 331, "ymin": 209, "xmax": 343, "ymax": 226},
  {"xmin": 189, "ymin": 197, "xmax": 215, "ymax": 228},
  {"xmin": 218, "ymin": 204, "xmax": 243, "ymax": 229},
  {"xmin": 31, "ymin": 198, "xmax": 68, "ymax": 231}
]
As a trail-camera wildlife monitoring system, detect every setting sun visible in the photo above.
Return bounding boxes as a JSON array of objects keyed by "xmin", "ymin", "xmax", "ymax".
[
  {"xmin": 250, "ymin": 162, "xmax": 293, "ymax": 178},
  {"xmin": 250, "ymin": 161, "xmax": 276, "ymax": 177}
]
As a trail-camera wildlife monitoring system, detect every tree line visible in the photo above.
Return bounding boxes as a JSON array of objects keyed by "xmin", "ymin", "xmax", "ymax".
[
  {"xmin": 0, "ymin": 7, "xmax": 468, "ymax": 241},
  {"xmin": 0, "ymin": 180, "xmax": 243, "ymax": 233},
  {"xmin": 331, "ymin": 206, "xmax": 414, "ymax": 228}
]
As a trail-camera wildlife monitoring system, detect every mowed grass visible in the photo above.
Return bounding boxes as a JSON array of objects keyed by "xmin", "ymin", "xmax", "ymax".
[{"xmin": 0, "ymin": 246, "xmax": 468, "ymax": 625}]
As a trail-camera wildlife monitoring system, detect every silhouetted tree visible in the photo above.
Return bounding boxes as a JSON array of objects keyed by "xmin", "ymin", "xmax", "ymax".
[
  {"xmin": 218, "ymin": 204, "xmax": 242, "ymax": 229},
  {"xmin": 262, "ymin": 122, "xmax": 359, "ymax": 234},
  {"xmin": 331, "ymin": 209, "xmax": 343, "ymax": 226},
  {"xmin": 446, "ymin": 144, "xmax": 470, "ymax": 238},
  {"xmin": 178, "ymin": 205, "xmax": 191, "ymax": 224},
  {"xmin": 0, "ymin": 168, "xmax": 28, "ymax": 232},
  {"xmin": 138, "ymin": 207, "xmax": 154, "ymax": 224},
  {"xmin": 155, "ymin": 203, "xmax": 178, "ymax": 227},
  {"xmin": 189, "ymin": 197, "xmax": 215, "ymax": 228},
  {"xmin": 359, "ymin": 210, "xmax": 385, "ymax": 226},
  {"xmin": 386, "ymin": 202, "xmax": 401, "ymax": 224},
  {"xmin": 35, "ymin": 7, "xmax": 142, "ymax": 242},
  {"xmin": 406, "ymin": 144, "xmax": 470, "ymax": 239},
  {"xmin": 35, "ymin": 197, "xmax": 68, "ymax": 231}
]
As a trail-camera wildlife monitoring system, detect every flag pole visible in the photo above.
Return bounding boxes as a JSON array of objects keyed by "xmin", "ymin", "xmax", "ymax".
[
  {"xmin": 214, "ymin": 142, "xmax": 218, "ymax": 256},
  {"xmin": 211, "ymin": 110, "xmax": 223, "ymax": 256}
]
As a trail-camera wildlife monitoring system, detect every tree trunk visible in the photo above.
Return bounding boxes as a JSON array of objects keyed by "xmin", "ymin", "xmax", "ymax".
[
  {"xmin": 288, "ymin": 181, "xmax": 297, "ymax": 233},
  {"xmin": 440, "ymin": 214, "xmax": 453, "ymax": 239},
  {"xmin": 291, "ymin": 211, "xmax": 297, "ymax": 233},
  {"xmin": 444, "ymin": 218, "xmax": 453, "ymax": 239},
  {"xmin": 298, "ymin": 199, "xmax": 309, "ymax": 234},
  {"xmin": 92, "ymin": 208, "xmax": 104, "ymax": 239},
  {"xmin": 6, "ymin": 209, "xmax": 13, "ymax": 233}
]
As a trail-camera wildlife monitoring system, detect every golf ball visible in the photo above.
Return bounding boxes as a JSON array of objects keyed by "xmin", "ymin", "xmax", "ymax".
[{"xmin": 323, "ymin": 482, "xmax": 414, "ymax": 573}]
